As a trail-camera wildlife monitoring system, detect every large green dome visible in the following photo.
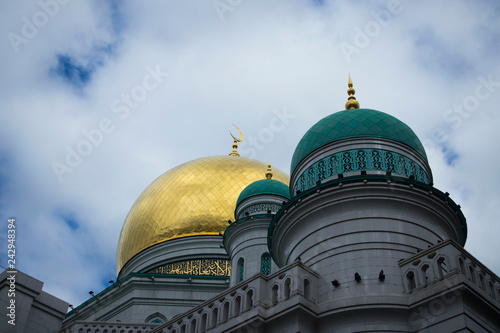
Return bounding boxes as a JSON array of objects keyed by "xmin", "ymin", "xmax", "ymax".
[
  {"xmin": 290, "ymin": 109, "xmax": 427, "ymax": 173},
  {"xmin": 236, "ymin": 179, "xmax": 290, "ymax": 206}
]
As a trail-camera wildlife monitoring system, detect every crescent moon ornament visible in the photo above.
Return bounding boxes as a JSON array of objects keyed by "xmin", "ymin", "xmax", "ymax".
[
  {"xmin": 228, "ymin": 124, "xmax": 243, "ymax": 156},
  {"xmin": 229, "ymin": 124, "xmax": 243, "ymax": 142}
]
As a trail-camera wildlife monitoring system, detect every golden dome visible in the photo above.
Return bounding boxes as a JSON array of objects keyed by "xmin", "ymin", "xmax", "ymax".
[{"xmin": 116, "ymin": 155, "xmax": 289, "ymax": 274}]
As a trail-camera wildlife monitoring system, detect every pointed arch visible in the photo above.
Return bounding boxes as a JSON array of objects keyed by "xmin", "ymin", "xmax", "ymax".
[
  {"xmin": 237, "ymin": 257, "xmax": 245, "ymax": 282},
  {"xmin": 261, "ymin": 252, "xmax": 272, "ymax": 275},
  {"xmin": 145, "ymin": 312, "xmax": 167, "ymax": 324},
  {"xmin": 406, "ymin": 270, "xmax": 417, "ymax": 292},
  {"xmin": 303, "ymin": 278, "xmax": 311, "ymax": 299},
  {"xmin": 272, "ymin": 284, "xmax": 279, "ymax": 305},
  {"xmin": 284, "ymin": 278, "xmax": 291, "ymax": 299}
]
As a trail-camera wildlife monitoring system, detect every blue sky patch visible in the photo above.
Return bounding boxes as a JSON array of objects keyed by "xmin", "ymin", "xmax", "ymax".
[
  {"xmin": 52, "ymin": 55, "xmax": 95, "ymax": 89},
  {"xmin": 441, "ymin": 144, "xmax": 459, "ymax": 166},
  {"xmin": 0, "ymin": 152, "xmax": 13, "ymax": 209},
  {"xmin": 49, "ymin": 1, "xmax": 125, "ymax": 91},
  {"xmin": 109, "ymin": 0, "xmax": 126, "ymax": 36},
  {"xmin": 312, "ymin": 0, "xmax": 326, "ymax": 6},
  {"xmin": 65, "ymin": 217, "xmax": 80, "ymax": 231},
  {"xmin": 412, "ymin": 28, "xmax": 473, "ymax": 78},
  {"xmin": 58, "ymin": 211, "xmax": 80, "ymax": 231}
]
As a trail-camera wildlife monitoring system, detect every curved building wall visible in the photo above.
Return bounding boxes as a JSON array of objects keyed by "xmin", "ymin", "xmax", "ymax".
[
  {"xmin": 270, "ymin": 178, "xmax": 466, "ymax": 304},
  {"xmin": 224, "ymin": 216, "xmax": 279, "ymax": 287},
  {"xmin": 119, "ymin": 236, "xmax": 229, "ymax": 279}
]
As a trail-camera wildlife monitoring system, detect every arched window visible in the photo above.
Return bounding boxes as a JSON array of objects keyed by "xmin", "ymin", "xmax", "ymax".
[
  {"xmin": 246, "ymin": 289, "xmax": 254, "ymax": 310},
  {"xmin": 261, "ymin": 253, "xmax": 272, "ymax": 275},
  {"xmin": 272, "ymin": 285, "xmax": 279, "ymax": 305},
  {"xmin": 489, "ymin": 281, "xmax": 496, "ymax": 299},
  {"xmin": 421, "ymin": 264, "xmax": 429, "ymax": 285},
  {"xmin": 190, "ymin": 319, "xmax": 197, "ymax": 333},
  {"xmin": 200, "ymin": 313, "xmax": 207, "ymax": 333},
  {"xmin": 284, "ymin": 278, "xmax": 291, "ymax": 299},
  {"xmin": 234, "ymin": 296, "xmax": 241, "ymax": 316},
  {"xmin": 222, "ymin": 302, "xmax": 230, "ymax": 322},
  {"xmin": 436, "ymin": 257, "xmax": 447, "ymax": 278},
  {"xmin": 211, "ymin": 308, "xmax": 218, "ymax": 328},
  {"xmin": 145, "ymin": 312, "xmax": 167, "ymax": 324},
  {"xmin": 479, "ymin": 273, "xmax": 485, "ymax": 290},
  {"xmin": 304, "ymin": 278, "xmax": 311, "ymax": 299},
  {"xmin": 406, "ymin": 271, "xmax": 416, "ymax": 291},
  {"xmin": 469, "ymin": 265, "xmax": 476, "ymax": 284},
  {"xmin": 237, "ymin": 258, "xmax": 245, "ymax": 282},
  {"xmin": 458, "ymin": 257, "xmax": 465, "ymax": 273}
]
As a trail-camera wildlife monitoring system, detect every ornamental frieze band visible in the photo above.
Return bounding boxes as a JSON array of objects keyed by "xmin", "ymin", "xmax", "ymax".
[
  {"xmin": 146, "ymin": 259, "xmax": 231, "ymax": 277},
  {"xmin": 295, "ymin": 148, "xmax": 430, "ymax": 193},
  {"xmin": 240, "ymin": 203, "xmax": 281, "ymax": 219}
]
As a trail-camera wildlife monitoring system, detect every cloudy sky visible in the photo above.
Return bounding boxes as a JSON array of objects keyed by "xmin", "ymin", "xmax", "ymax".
[{"xmin": 1, "ymin": 0, "xmax": 499, "ymax": 309}]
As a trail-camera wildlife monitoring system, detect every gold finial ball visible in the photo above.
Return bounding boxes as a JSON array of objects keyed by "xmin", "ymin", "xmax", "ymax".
[
  {"xmin": 345, "ymin": 74, "xmax": 360, "ymax": 110},
  {"xmin": 345, "ymin": 98, "xmax": 360, "ymax": 109},
  {"xmin": 229, "ymin": 142, "xmax": 240, "ymax": 156},
  {"xmin": 265, "ymin": 160, "xmax": 273, "ymax": 179},
  {"xmin": 266, "ymin": 167, "xmax": 273, "ymax": 179}
]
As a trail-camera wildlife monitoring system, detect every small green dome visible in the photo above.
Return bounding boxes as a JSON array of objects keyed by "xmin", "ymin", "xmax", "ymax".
[
  {"xmin": 291, "ymin": 109, "xmax": 427, "ymax": 173},
  {"xmin": 236, "ymin": 179, "xmax": 290, "ymax": 206}
]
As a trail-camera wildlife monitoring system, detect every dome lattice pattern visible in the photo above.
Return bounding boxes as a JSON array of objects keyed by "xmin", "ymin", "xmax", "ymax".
[
  {"xmin": 291, "ymin": 109, "xmax": 427, "ymax": 173},
  {"xmin": 236, "ymin": 179, "xmax": 290, "ymax": 206},
  {"xmin": 116, "ymin": 156, "xmax": 289, "ymax": 275}
]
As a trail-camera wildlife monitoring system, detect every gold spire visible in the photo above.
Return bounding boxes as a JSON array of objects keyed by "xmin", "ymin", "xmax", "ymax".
[
  {"xmin": 229, "ymin": 124, "xmax": 243, "ymax": 156},
  {"xmin": 345, "ymin": 73, "xmax": 360, "ymax": 110},
  {"xmin": 265, "ymin": 159, "xmax": 273, "ymax": 179}
]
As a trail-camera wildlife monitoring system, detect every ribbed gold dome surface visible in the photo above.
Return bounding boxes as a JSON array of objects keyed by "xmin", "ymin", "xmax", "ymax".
[{"xmin": 116, "ymin": 155, "xmax": 289, "ymax": 274}]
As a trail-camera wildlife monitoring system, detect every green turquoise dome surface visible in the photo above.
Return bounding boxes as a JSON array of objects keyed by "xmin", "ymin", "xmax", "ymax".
[
  {"xmin": 290, "ymin": 109, "xmax": 427, "ymax": 173},
  {"xmin": 236, "ymin": 179, "xmax": 290, "ymax": 206}
]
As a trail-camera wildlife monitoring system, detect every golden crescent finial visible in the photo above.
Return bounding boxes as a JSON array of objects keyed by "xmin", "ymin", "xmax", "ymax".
[
  {"xmin": 229, "ymin": 124, "xmax": 243, "ymax": 156},
  {"xmin": 266, "ymin": 159, "xmax": 273, "ymax": 179},
  {"xmin": 229, "ymin": 124, "xmax": 243, "ymax": 142},
  {"xmin": 345, "ymin": 73, "xmax": 360, "ymax": 110}
]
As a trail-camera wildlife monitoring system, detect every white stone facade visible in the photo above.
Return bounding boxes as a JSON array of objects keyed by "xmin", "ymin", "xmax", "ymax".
[
  {"xmin": 62, "ymin": 236, "xmax": 231, "ymax": 330},
  {"xmin": 226, "ymin": 193, "xmax": 286, "ymax": 287},
  {"xmin": 148, "ymin": 261, "xmax": 319, "ymax": 333},
  {"xmin": 145, "ymin": 240, "xmax": 500, "ymax": 333}
]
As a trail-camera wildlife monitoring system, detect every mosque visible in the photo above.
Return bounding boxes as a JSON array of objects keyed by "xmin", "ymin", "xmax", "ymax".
[{"xmin": 59, "ymin": 78, "xmax": 500, "ymax": 332}]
